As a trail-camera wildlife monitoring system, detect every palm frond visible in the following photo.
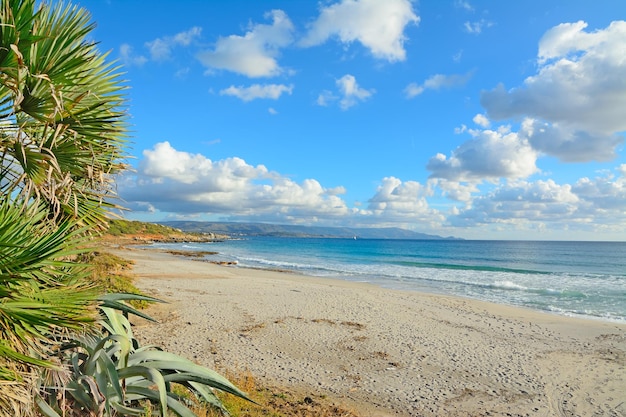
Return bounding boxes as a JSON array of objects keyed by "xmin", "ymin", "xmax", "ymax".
[{"xmin": 1, "ymin": 0, "xmax": 128, "ymax": 228}]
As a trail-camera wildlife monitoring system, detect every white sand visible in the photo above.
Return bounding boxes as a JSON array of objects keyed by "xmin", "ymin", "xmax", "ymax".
[{"xmin": 115, "ymin": 247, "xmax": 626, "ymax": 417}]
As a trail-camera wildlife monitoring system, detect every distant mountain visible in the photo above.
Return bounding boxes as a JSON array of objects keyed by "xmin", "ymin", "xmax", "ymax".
[{"xmin": 161, "ymin": 221, "xmax": 461, "ymax": 240}]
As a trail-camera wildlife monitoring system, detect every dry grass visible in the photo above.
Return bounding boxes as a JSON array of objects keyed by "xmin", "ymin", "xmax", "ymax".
[
  {"xmin": 190, "ymin": 370, "xmax": 363, "ymax": 417},
  {"xmin": 80, "ymin": 250, "xmax": 152, "ymax": 308}
]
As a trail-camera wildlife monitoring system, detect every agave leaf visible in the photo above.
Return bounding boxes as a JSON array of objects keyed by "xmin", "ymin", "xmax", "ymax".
[
  {"xmin": 34, "ymin": 394, "xmax": 61, "ymax": 417},
  {"xmin": 98, "ymin": 293, "xmax": 164, "ymax": 322},
  {"xmin": 124, "ymin": 386, "xmax": 198, "ymax": 417},
  {"xmin": 99, "ymin": 306, "xmax": 133, "ymax": 337},
  {"xmin": 99, "ymin": 299, "xmax": 159, "ymax": 323},
  {"xmin": 66, "ymin": 377, "xmax": 100, "ymax": 411},
  {"xmin": 118, "ymin": 365, "xmax": 168, "ymax": 417},
  {"xmin": 95, "ymin": 346, "xmax": 124, "ymax": 410},
  {"xmin": 109, "ymin": 400, "xmax": 146, "ymax": 416},
  {"xmin": 84, "ymin": 334, "xmax": 129, "ymax": 375},
  {"xmin": 133, "ymin": 358, "xmax": 251, "ymax": 402},
  {"xmin": 99, "ymin": 293, "xmax": 163, "ymax": 303}
]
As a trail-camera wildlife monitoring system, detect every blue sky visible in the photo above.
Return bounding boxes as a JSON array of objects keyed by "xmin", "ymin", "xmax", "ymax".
[{"xmin": 81, "ymin": 0, "xmax": 625, "ymax": 240}]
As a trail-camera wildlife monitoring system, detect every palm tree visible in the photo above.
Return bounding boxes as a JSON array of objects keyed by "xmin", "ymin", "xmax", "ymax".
[{"xmin": 0, "ymin": 0, "xmax": 128, "ymax": 414}]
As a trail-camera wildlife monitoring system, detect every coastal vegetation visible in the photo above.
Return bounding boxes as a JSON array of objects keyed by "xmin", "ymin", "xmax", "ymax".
[
  {"xmin": 106, "ymin": 220, "xmax": 186, "ymax": 237},
  {"xmin": 104, "ymin": 219, "xmax": 229, "ymax": 244},
  {"xmin": 0, "ymin": 1, "xmax": 247, "ymax": 415}
]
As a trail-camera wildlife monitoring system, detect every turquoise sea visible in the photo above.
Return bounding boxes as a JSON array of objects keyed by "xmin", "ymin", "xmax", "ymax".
[{"xmin": 151, "ymin": 238, "xmax": 626, "ymax": 323}]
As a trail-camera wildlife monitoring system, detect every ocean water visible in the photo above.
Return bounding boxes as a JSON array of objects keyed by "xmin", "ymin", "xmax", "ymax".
[{"xmin": 151, "ymin": 238, "xmax": 626, "ymax": 323}]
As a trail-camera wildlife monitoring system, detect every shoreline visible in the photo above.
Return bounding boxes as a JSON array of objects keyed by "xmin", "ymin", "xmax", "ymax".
[{"xmin": 115, "ymin": 246, "xmax": 626, "ymax": 417}]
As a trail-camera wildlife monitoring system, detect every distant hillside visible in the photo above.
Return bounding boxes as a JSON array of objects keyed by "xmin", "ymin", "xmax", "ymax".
[
  {"xmin": 161, "ymin": 221, "xmax": 461, "ymax": 240},
  {"xmin": 102, "ymin": 219, "xmax": 228, "ymax": 244}
]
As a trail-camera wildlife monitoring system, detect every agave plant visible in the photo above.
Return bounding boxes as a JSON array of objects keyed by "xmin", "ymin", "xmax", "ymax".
[{"xmin": 37, "ymin": 294, "xmax": 252, "ymax": 417}]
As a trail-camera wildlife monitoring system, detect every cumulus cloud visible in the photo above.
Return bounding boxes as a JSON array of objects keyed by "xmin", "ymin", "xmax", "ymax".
[
  {"xmin": 450, "ymin": 180, "xmax": 581, "ymax": 228},
  {"xmin": 116, "ymin": 144, "xmax": 626, "ymax": 237},
  {"xmin": 145, "ymin": 27, "xmax": 202, "ymax": 61},
  {"xmin": 403, "ymin": 83, "xmax": 424, "ymax": 98},
  {"xmin": 300, "ymin": 0, "xmax": 419, "ymax": 62},
  {"xmin": 337, "ymin": 74, "xmax": 374, "ymax": 109},
  {"xmin": 521, "ymin": 118, "xmax": 623, "ymax": 162},
  {"xmin": 405, "ymin": 72, "xmax": 473, "ymax": 98},
  {"xmin": 317, "ymin": 74, "xmax": 374, "ymax": 109},
  {"xmin": 118, "ymin": 142, "xmax": 355, "ymax": 222},
  {"xmin": 473, "ymin": 113, "xmax": 490, "ymax": 127},
  {"xmin": 197, "ymin": 10, "xmax": 294, "ymax": 77},
  {"xmin": 481, "ymin": 20, "xmax": 626, "ymax": 161},
  {"xmin": 427, "ymin": 127, "xmax": 539, "ymax": 182},
  {"xmin": 432, "ymin": 179, "xmax": 479, "ymax": 202},
  {"xmin": 364, "ymin": 177, "xmax": 444, "ymax": 225},
  {"xmin": 572, "ymin": 164, "xmax": 626, "ymax": 212},
  {"xmin": 447, "ymin": 167, "xmax": 626, "ymax": 235},
  {"xmin": 118, "ymin": 143, "xmax": 447, "ymax": 229},
  {"xmin": 219, "ymin": 84, "xmax": 294, "ymax": 102}
]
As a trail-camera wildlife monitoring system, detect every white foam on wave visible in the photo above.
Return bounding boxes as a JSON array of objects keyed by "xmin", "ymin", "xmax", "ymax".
[{"xmin": 491, "ymin": 281, "xmax": 528, "ymax": 291}]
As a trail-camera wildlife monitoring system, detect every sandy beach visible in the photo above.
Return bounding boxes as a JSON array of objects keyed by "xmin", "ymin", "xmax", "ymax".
[{"xmin": 115, "ymin": 247, "xmax": 626, "ymax": 417}]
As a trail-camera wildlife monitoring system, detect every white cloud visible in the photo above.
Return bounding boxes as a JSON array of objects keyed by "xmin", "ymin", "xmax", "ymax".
[
  {"xmin": 300, "ymin": 0, "xmax": 419, "ymax": 62},
  {"xmin": 369, "ymin": 177, "xmax": 430, "ymax": 209},
  {"xmin": 572, "ymin": 165, "xmax": 626, "ymax": 212},
  {"xmin": 119, "ymin": 142, "xmax": 355, "ymax": 222},
  {"xmin": 450, "ymin": 180, "xmax": 581, "ymax": 227},
  {"xmin": 219, "ymin": 84, "xmax": 294, "ymax": 102},
  {"xmin": 197, "ymin": 10, "xmax": 294, "ymax": 77},
  {"xmin": 336, "ymin": 74, "xmax": 374, "ymax": 109},
  {"xmin": 473, "ymin": 113, "xmax": 490, "ymax": 127},
  {"xmin": 464, "ymin": 19, "xmax": 493, "ymax": 34},
  {"xmin": 268, "ymin": 107, "xmax": 278, "ymax": 115},
  {"xmin": 145, "ymin": 27, "xmax": 202, "ymax": 61},
  {"xmin": 521, "ymin": 118, "xmax": 623, "ymax": 162},
  {"xmin": 427, "ymin": 127, "xmax": 539, "ymax": 182},
  {"xmin": 481, "ymin": 20, "xmax": 626, "ymax": 161},
  {"xmin": 405, "ymin": 72, "xmax": 473, "ymax": 98},
  {"xmin": 117, "ymin": 143, "xmax": 626, "ymax": 238},
  {"xmin": 172, "ymin": 26, "xmax": 203, "ymax": 46},
  {"xmin": 137, "ymin": 141, "xmax": 267, "ymax": 185},
  {"xmin": 403, "ymin": 83, "xmax": 424, "ymax": 98},
  {"xmin": 119, "ymin": 43, "xmax": 147, "ymax": 66},
  {"xmin": 447, "ymin": 168, "xmax": 626, "ymax": 236},
  {"xmin": 317, "ymin": 75, "xmax": 373, "ymax": 109},
  {"xmin": 365, "ymin": 177, "xmax": 444, "ymax": 224},
  {"xmin": 432, "ymin": 179, "xmax": 479, "ymax": 202}
]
